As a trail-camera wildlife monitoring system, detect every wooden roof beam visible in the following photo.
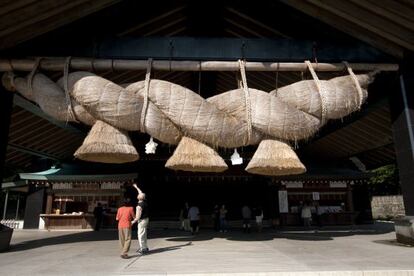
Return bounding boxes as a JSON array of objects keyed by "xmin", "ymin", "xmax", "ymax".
[
  {"xmin": 0, "ymin": 0, "xmax": 120, "ymax": 50},
  {"xmin": 281, "ymin": 0, "xmax": 404, "ymax": 58},
  {"xmin": 225, "ymin": 7, "xmax": 291, "ymax": 38},
  {"xmin": 118, "ymin": 6, "xmax": 185, "ymax": 36},
  {"xmin": 349, "ymin": 0, "xmax": 414, "ymax": 31},
  {"xmin": 351, "ymin": 142, "xmax": 394, "ymax": 160},
  {"xmin": 307, "ymin": 0, "xmax": 414, "ymax": 51},
  {"xmin": 2, "ymin": 37, "xmax": 395, "ymax": 63},
  {"xmin": 303, "ymin": 98, "xmax": 390, "ymax": 148},
  {"xmin": 10, "ymin": 125, "xmax": 62, "ymax": 145},
  {"xmin": 12, "ymin": 94, "xmax": 84, "ymax": 136},
  {"xmin": 7, "ymin": 142, "xmax": 60, "ymax": 161},
  {"xmin": 366, "ymin": 0, "xmax": 414, "ymax": 23}
]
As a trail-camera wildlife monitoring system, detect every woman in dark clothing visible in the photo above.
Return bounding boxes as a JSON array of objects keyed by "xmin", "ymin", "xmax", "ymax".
[{"xmin": 212, "ymin": 204, "xmax": 220, "ymax": 231}]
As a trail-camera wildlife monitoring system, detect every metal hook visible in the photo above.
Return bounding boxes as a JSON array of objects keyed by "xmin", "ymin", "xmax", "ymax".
[
  {"xmin": 274, "ymin": 61, "xmax": 280, "ymax": 94},
  {"xmin": 241, "ymin": 41, "xmax": 246, "ymax": 59},
  {"xmin": 91, "ymin": 57, "xmax": 96, "ymax": 72},
  {"xmin": 198, "ymin": 60, "xmax": 201, "ymax": 95},
  {"xmin": 312, "ymin": 42, "xmax": 318, "ymax": 64},
  {"xmin": 169, "ymin": 40, "xmax": 174, "ymax": 72},
  {"xmin": 7, "ymin": 59, "xmax": 14, "ymax": 71}
]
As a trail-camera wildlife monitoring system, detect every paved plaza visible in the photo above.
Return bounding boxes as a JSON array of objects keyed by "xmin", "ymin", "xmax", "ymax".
[{"xmin": 1, "ymin": 222, "xmax": 414, "ymax": 276}]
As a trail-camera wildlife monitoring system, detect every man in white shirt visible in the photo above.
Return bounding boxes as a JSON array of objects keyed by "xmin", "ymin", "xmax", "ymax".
[
  {"xmin": 188, "ymin": 205, "xmax": 200, "ymax": 235},
  {"xmin": 301, "ymin": 202, "xmax": 312, "ymax": 227},
  {"xmin": 131, "ymin": 184, "xmax": 149, "ymax": 255},
  {"xmin": 241, "ymin": 205, "xmax": 252, "ymax": 233}
]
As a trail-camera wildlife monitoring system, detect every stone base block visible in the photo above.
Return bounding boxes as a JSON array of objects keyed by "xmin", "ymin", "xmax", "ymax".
[
  {"xmin": 394, "ymin": 216, "xmax": 414, "ymax": 246},
  {"xmin": 0, "ymin": 226, "xmax": 13, "ymax": 252}
]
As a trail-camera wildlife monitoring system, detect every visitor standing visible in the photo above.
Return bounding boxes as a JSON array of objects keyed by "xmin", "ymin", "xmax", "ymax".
[
  {"xmin": 241, "ymin": 205, "xmax": 252, "ymax": 233},
  {"xmin": 315, "ymin": 201, "xmax": 323, "ymax": 227},
  {"xmin": 132, "ymin": 183, "xmax": 149, "ymax": 255},
  {"xmin": 254, "ymin": 206, "xmax": 264, "ymax": 232},
  {"xmin": 219, "ymin": 204, "xmax": 228, "ymax": 232},
  {"xmin": 212, "ymin": 204, "xmax": 220, "ymax": 231},
  {"xmin": 179, "ymin": 202, "xmax": 191, "ymax": 231},
  {"xmin": 93, "ymin": 202, "xmax": 103, "ymax": 231},
  {"xmin": 188, "ymin": 204, "xmax": 200, "ymax": 235},
  {"xmin": 116, "ymin": 200, "xmax": 135, "ymax": 259},
  {"xmin": 301, "ymin": 201, "xmax": 312, "ymax": 227}
]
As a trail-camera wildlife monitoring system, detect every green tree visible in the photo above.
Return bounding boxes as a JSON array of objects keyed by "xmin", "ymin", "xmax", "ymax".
[{"xmin": 368, "ymin": 164, "xmax": 400, "ymax": 195}]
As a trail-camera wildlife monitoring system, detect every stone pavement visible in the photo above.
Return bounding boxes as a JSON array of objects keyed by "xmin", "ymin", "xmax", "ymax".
[{"xmin": 1, "ymin": 222, "xmax": 414, "ymax": 276}]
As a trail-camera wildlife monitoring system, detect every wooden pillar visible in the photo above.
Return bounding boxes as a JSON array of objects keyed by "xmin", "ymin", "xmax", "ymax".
[
  {"xmin": 390, "ymin": 63, "xmax": 414, "ymax": 216},
  {"xmin": 390, "ymin": 56, "xmax": 414, "ymax": 245},
  {"xmin": 2, "ymin": 190, "xmax": 8, "ymax": 220},
  {"xmin": 15, "ymin": 195, "xmax": 20, "ymax": 220},
  {"xmin": 45, "ymin": 193, "xmax": 53, "ymax": 214},
  {"xmin": 0, "ymin": 81, "xmax": 14, "ymax": 183},
  {"xmin": 23, "ymin": 186, "xmax": 45, "ymax": 229},
  {"xmin": 347, "ymin": 183, "xmax": 354, "ymax": 212}
]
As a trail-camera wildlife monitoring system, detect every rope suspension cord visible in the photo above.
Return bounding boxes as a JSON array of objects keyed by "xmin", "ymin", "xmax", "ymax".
[
  {"xmin": 198, "ymin": 60, "xmax": 201, "ymax": 95},
  {"xmin": 27, "ymin": 57, "xmax": 41, "ymax": 96},
  {"xmin": 274, "ymin": 62, "xmax": 280, "ymax": 96},
  {"xmin": 4, "ymin": 59, "xmax": 16, "ymax": 91},
  {"xmin": 63, "ymin": 56, "xmax": 77, "ymax": 123},
  {"xmin": 305, "ymin": 60, "xmax": 328, "ymax": 126},
  {"xmin": 239, "ymin": 59, "xmax": 252, "ymax": 145},
  {"xmin": 343, "ymin": 61, "xmax": 364, "ymax": 107},
  {"xmin": 140, "ymin": 58, "xmax": 153, "ymax": 133}
]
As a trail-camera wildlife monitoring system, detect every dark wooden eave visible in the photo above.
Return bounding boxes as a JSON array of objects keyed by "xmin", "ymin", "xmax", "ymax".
[
  {"xmin": 0, "ymin": 0, "xmax": 120, "ymax": 50},
  {"xmin": 281, "ymin": 0, "xmax": 414, "ymax": 58}
]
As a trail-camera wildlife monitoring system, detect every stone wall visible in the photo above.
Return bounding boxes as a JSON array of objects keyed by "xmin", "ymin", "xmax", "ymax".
[{"xmin": 371, "ymin": 195, "xmax": 405, "ymax": 219}]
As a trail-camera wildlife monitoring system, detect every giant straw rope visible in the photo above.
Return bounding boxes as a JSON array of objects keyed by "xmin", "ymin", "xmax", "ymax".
[{"xmin": 5, "ymin": 60, "xmax": 374, "ymax": 174}]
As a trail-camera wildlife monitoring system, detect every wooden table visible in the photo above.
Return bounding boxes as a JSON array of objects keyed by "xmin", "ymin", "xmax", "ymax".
[{"xmin": 40, "ymin": 214, "xmax": 94, "ymax": 230}]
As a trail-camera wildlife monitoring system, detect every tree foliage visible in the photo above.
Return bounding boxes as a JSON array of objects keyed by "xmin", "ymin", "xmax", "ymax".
[{"xmin": 368, "ymin": 164, "xmax": 400, "ymax": 195}]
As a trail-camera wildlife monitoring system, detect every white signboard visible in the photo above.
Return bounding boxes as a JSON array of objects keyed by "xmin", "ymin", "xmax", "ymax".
[
  {"xmin": 101, "ymin": 182, "xmax": 122, "ymax": 190},
  {"xmin": 278, "ymin": 190, "xmax": 289, "ymax": 213},
  {"xmin": 329, "ymin": 181, "xmax": 347, "ymax": 188},
  {"xmin": 281, "ymin": 181, "xmax": 303, "ymax": 188},
  {"xmin": 52, "ymin": 183, "xmax": 73, "ymax": 190},
  {"xmin": 312, "ymin": 192, "xmax": 320, "ymax": 201}
]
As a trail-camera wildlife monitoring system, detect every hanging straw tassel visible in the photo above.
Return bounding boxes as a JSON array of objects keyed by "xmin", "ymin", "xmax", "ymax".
[
  {"xmin": 165, "ymin": 136, "xmax": 228, "ymax": 172},
  {"xmin": 245, "ymin": 139, "xmax": 306, "ymax": 176},
  {"xmin": 74, "ymin": 120, "xmax": 139, "ymax": 163}
]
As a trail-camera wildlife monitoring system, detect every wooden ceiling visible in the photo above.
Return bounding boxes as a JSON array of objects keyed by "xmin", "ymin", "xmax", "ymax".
[
  {"xmin": 3, "ymin": 0, "xmax": 412, "ymax": 57},
  {"xmin": 5, "ymin": 106, "xmax": 85, "ymax": 169},
  {"xmin": 0, "ymin": 0, "xmax": 120, "ymax": 50},
  {"xmin": 303, "ymin": 102, "xmax": 395, "ymax": 169},
  {"xmin": 282, "ymin": 0, "xmax": 414, "ymax": 58},
  {"xmin": 2, "ymin": 0, "xmax": 410, "ymax": 172}
]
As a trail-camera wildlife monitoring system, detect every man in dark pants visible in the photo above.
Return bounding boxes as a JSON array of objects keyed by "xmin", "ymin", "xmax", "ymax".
[
  {"xmin": 93, "ymin": 202, "xmax": 103, "ymax": 231},
  {"xmin": 132, "ymin": 183, "xmax": 149, "ymax": 255}
]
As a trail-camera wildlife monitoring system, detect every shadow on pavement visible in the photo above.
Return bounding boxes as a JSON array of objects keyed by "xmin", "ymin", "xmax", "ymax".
[
  {"xmin": 373, "ymin": 239, "xmax": 414, "ymax": 248},
  {"xmin": 4, "ymin": 221, "xmax": 395, "ymax": 252},
  {"xmin": 146, "ymin": 242, "xmax": 193, "ymax": 255},
  {"xmin": 166, "ymin": 221, "xmax": 395, "ymax": 242},
  {"xmin": 7, "ymin": 230, "xmax": 118, "ymax": 253}
]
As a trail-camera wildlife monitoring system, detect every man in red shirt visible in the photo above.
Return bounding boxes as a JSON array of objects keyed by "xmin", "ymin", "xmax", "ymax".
[{"xmin": 116, "ymin": 200, "xmax": 135, "ymax": 259}]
